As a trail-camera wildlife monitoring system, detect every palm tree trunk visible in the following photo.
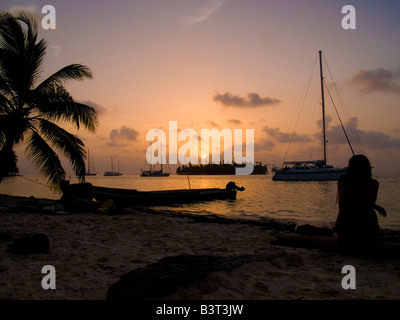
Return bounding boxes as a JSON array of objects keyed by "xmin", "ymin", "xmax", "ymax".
[{"xmin": 0, "ymin": 145, "xmax": 19, "ymax": 181}]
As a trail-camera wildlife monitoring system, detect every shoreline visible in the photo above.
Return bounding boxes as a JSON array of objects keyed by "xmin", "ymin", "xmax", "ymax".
[{"xmin": 1, "ymin": 193, "xmax": 400, "ymax": 300}]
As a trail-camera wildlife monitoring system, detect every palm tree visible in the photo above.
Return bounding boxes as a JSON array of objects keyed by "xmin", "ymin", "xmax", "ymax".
[{"xmin": 0, "ymin": 11, "xmax": 98, "ymax": 188}]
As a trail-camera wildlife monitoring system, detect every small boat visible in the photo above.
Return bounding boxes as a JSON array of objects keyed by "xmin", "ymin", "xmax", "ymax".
[
  {"xmin": 272, "ymin": 51, "xmax": 351, "ymax": 181},
  {"xmin": 85, "ymin": 149, "xmax": 97, "ymax": 176},
  {"xmin": 104, "ymin": 171, "xmax": 122, "ymax": 177},
  {"xmin": 140, "ymin": 169, "xmax": 170, "ymax": 177},
  {"xmin": 69, "ymin": 182, "xmax": 243, "ymax": 206},
  {"xmin": 140, "ymin": 142, "xmax": 170, "ymax": 177},
  {"xmin": 104, "ymin": 156, "xmax": 122, "ymax": 176}
]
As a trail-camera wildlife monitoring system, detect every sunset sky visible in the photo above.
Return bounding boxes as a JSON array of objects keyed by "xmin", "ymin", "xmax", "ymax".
[{"xmin": 2, "ymin": 0, "xmax": 400, "ymax": 175}]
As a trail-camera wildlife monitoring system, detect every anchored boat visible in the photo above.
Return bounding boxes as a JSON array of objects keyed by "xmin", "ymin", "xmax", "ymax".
[
  {"xmin": 272, "ymin": 51, "xmax": 353, "ymax": 181},
  {"xmin": 104, "ymin": 156, "xmax": 122, "ymax": 176},
  {"xmin": 85, "ymin": 149, "xmax": 97, "ymax": 176}
]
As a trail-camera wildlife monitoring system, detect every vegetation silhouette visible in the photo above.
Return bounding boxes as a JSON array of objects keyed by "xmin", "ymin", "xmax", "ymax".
[
  {"xmin": 176, "ymin": 162, "xmax": 268, "ymax": 175},
  {"xmin": 0, "ymin": 11, "xmax": 98, "ymax": 188}
]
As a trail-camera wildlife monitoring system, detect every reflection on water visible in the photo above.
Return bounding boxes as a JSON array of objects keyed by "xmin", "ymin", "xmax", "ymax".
[{"xmin": 1, "ymin": 173, "xmax": 399, "ymax": 230}]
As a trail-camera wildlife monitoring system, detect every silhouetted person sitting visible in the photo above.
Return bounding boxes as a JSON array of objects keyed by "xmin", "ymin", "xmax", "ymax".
[{"xmin": 335, "ymin": 154, "xmax": 386, "ymax": 248}]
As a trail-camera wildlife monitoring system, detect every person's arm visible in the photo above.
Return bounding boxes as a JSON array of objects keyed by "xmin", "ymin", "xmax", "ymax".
[
  {"xmin": 369, "ymin": 179, "xmax": 386, "ymax": 217},
  {"xmin": 374, "ymin": 204, "xmax": 387, "ymax": 217}
]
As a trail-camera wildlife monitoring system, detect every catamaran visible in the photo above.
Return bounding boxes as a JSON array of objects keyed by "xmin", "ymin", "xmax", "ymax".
[{"xmin": 272, "ymin": 51, "xmax": 353, "ymax": 181}]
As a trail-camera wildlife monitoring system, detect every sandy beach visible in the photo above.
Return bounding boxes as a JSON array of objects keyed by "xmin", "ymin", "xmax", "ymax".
[{"xmin": 0, "ymin": 193, "xmax": 400, "ymax": 301}]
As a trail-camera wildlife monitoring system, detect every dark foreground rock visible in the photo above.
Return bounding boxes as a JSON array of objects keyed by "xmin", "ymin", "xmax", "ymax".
[
  {"xmin": 106, "ymin": 253, "xmax": 273, "ymax": 300},
  {"xmin": 7, "ymin": 233, "xmax": 50, "ymax": 255}
]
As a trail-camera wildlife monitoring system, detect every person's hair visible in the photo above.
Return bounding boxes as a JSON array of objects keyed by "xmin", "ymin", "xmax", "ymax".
[
  {"xmin": 346, "ymin": 154, "xmax": 372, "ymax": 180},
  {"xmin": 337, "ymin": 154, "xmax": 372, "ymax": 202}
]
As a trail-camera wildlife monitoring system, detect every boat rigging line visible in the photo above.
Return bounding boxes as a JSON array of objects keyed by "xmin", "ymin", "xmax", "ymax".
[
  {"xmin": 321, "ymin": 54, "xmax": 365, "ymax": 155},
  {"xmin": 282, "ymin": 54, "xmax": 319, "ymax": 163},
  {"xmin": 323, "ymin": 77, "xmax": 355, "ymax": 156},
  {"xmin": 16, "ymin": 175, "xmax": 52, "ymax": 189}
]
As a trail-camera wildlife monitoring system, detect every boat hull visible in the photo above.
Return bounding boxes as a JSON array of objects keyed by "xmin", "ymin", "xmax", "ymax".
[
  {"xmin": 104, "ymin": 172, "xmax": 122, "ymax": 176},
  {"xmin": 140, "ymin": 173, "xmax": 170, "ymax": 177},
  {"xmin": 70, "ymin": 183, "xmax": 237, "ymax": 206},
  {"xmin": 272, "ymin": 168, "xmax": 346, "ymax": 181}
]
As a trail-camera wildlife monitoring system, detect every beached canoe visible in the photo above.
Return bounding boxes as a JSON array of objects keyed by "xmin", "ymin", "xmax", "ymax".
[{"xmin": 69, "ymin": 182, "xmax": 241, "ymax": 206}]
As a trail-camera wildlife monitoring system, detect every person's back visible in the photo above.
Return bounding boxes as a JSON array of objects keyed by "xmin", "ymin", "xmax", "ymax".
[{"xmin": 335, "ymin": 155, "xmax": 380, "ymax": 246}]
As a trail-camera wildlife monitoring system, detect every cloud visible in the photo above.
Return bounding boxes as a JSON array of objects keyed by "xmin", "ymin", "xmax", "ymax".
[
  {"xmin": 316, "ymin": 114, "xmax": 333, "ymax": 130},
  {"xmin": 256, "ymin": 139, "xmax": 275, "ymax": 152},
  {"xmin": 214, "ymin": 92, "xmax": 280, "ymax": 108},
  {"xmin": 263, "ymin": 126, "xmax": 312, "ymax": 143},
  {"xmin": 50, "ymin": 45, "xmax": 61, "ymax": 57},
  {"xmin": 327, "ymin": 117, "xmax": 400, "ymax": 149},
  {"xmin": 183, "ymin": 0, "xmax": 227, "ymax": 26},
  {"xmin": 206, "ymin": 120, "xmax": 221, "ymax": 128},
  {"xmin": 108, "ymin": 126, "xmax": 139, "ymax": 146},
  {"xmin": 347, "ymin": 67, "xmax": 400, "ymax": 94},
  {"xmin": 9, "ymin": 4, "xmax": 38, "ymax": 14},
  {"xmin": 226, "ymin": 119, "xmax": 242, "ymax": 125}
]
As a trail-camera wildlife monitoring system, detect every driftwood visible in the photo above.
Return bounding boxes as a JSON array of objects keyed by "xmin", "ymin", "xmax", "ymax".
[{"xmin": 271, "ymin": 232, "xmax": 400, "ymax": 259}]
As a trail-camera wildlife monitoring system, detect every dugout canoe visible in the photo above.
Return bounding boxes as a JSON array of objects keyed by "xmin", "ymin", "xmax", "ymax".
[{"xmin": 69, "ymin": 182, "xmax": 242, "ymax": 206}]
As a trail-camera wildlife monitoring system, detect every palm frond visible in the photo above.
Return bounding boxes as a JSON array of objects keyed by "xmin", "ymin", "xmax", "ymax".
[
  {"xmin": 28, "ymin": 38, "xmax": 46, "ymax": 86},
  {"xmin": 0, "ymin": 73, "xmax": 14, "ymax": 100},
  {"xmin": 0, "ymin": 92, "xmax": 13, "ymax": 114},
  {"xmin": 36, "ymin": 64, "xmax": 93, "ymax": 92},
  {"xmin": 0, "ymin": 110, "xmax": 32, "ymax": 147},
  {"xmin": 15, "ymin": 11, "xmax": 38, "ymax": 47},
  {"xmin": 25, "ymin": 130, "xmax": 66, "ymax": 188},
  {"xmin": 0, "ymin": 115, "xmax": 6, "ymax": 147},
  {"xmin": 29, "ymin": 85, "xmax": 75, "ymax": 118},
  {"xmin": 39, "ymin": 119, "xmax": 86, "ymax": 182},
  {"xmin": 72, "ymin": 102, "xmax": 99, "ymax": 132},
  {"xmin": 0, "ymin": 48, "xmax": 27, "ymax": 99},
  {"xmin": 0, "ymin": 12, "xmax": 25, "ymax": 56},
  {"xmin": 31, "ymin": 86, "xmax": 98, "ymax": 132},
  {"xmin": 0, "ymin": 11, "xmax": 46, "ymax": 93}
]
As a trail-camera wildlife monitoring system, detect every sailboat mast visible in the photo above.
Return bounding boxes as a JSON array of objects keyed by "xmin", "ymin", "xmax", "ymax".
[
  {"xmin": 319, "ymin": 50, "xmax": 327, "ymax": 165},
  {"xmin": 150, "ymin": 143, "xmax": 152, "ymax": 172}
]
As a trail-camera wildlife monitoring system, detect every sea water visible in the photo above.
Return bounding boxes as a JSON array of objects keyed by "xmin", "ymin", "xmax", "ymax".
[{"xmin": 1, "ymin": 173, "xmax": 399, "ymax": 230}]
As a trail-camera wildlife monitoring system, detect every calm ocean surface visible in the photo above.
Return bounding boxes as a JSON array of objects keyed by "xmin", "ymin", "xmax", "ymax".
[{"xmin": 1, "ymin": 173, "xmax": 399, "ymax": 230}]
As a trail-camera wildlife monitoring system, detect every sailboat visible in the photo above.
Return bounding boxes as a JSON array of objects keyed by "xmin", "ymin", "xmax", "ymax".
[
  {"xmin": 140, "ymin": 166, "xmax": 170, "ymax": 177},
  {"xmin": 272, "ymin": 51, "xmax": 351, "ymax": 181},
  {"xmin": 104, "ymin": 156, "xmax": 123, "ymax": 176},
  {"xmin": 85, "ymin": 149, "xmax": 97, "ymax": 176},
  {"xmin": 140, "ymin": 142, "xmax": 170, "ymax": 177}
]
